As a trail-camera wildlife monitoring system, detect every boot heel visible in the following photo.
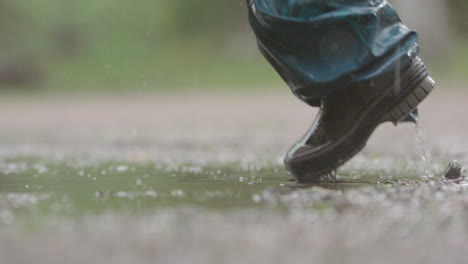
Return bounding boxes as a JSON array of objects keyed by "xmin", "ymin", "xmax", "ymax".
[{"xmin": 384, "ymin": 76, "xmax": 435, "ymax": 125}]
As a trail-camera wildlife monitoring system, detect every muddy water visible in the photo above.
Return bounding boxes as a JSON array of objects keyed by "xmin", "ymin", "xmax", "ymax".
[
  {"xmin": 3, "ymin": 157, "xmax": 468, "ymax": 264},
  {"xmin": 0, "ymin": 157, "xmax": 433, "ymax": 224},
  {"xmin": 0, "ymin": 162, "xmax": 275, "ymax": 215}
]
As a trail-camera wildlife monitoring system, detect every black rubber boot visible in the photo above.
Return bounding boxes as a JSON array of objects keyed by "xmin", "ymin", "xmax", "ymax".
[{"xmin": 284, "ymin": 56, "xmax": 435, "ymax": 182}]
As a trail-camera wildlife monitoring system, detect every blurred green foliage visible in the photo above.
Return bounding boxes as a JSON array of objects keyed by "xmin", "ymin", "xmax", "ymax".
[
  {"xmin": 0, "ymin": 0, "xmax": 279, "ymax": 92},
  {"xmin": 447, "ymin": 0, "xmax": 468, "ymax": 37},
  {"xmin": 0, "ymin": 0, "xmax": 467, "ymax": 93}
]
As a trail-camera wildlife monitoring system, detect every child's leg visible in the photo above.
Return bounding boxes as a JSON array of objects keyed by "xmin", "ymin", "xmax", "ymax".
[{"xmin": 248, "ymin": 0, "xmax": 418, "ymax": 106}]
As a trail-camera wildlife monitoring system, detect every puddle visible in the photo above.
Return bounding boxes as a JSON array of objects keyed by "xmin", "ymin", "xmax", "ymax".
[
  {"xmin": 3, "ymin": 157, "xmax": 468, "ymax": 264},
  {"xmin": 0, "ymin": 159, "xmax": 293, "ymax": 218},
  {"xmin": 0, "ymin": 156, "xmax": 442, "ymax": 223}
]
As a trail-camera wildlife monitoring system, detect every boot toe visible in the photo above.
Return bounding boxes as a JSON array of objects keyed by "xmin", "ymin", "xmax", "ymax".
[{"xmin": 285, "ymin": 141, "xmax": 332, "ymax": 163}]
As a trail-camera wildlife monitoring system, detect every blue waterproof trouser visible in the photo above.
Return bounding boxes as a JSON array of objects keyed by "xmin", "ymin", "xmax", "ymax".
[{"xmin": 248, "ymin": 0, "xmax": 419, "ymax": 107}]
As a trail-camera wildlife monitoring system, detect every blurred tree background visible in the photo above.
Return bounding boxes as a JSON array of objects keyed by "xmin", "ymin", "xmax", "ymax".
[
  {"xmin": 0, "ymin": 0, "xmax": 466, "ymax": 93},
  {"xmin": 446, "ymin": 0, "xmax": 468, "ymax": 36}
]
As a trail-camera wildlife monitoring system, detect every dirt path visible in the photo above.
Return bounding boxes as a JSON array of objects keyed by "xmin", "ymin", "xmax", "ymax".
[{"xmin": 1, "ymin": 83, "xmax": 467, "ymax": 166}]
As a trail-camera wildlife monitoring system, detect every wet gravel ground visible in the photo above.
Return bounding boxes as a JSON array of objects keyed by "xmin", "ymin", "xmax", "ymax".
[{"xmin": 1, "ymin": 83, "xmax": 468, "ymax": 263}]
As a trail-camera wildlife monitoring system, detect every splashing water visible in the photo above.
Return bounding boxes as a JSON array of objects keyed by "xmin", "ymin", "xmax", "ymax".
[
  {"xmin": 320, "ymin": 169, "xmax": 338, "ymax": 183},
  {"xmin": 414, "ymin": 122, "xmax": 433, "ymax": 179}
]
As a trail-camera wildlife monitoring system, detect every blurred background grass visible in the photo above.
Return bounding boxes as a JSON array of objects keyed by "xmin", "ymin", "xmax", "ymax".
[{"xmin": 0, "ymin": 0, "xmax": 467, "ymax": 94}]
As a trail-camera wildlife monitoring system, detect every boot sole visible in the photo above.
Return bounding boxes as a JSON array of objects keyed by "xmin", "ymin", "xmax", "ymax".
[
  {"xmin": 381, "ymin": 76, "xmax": 435, "ymax": 124},
  {"xmin": 285, "ymin": 58, "xmax": 435, "ymax": 182}
]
